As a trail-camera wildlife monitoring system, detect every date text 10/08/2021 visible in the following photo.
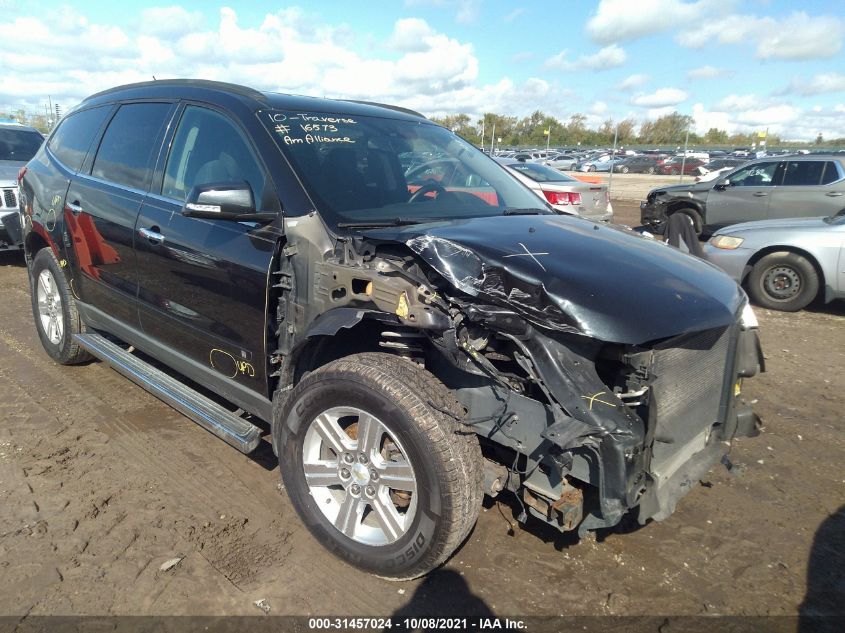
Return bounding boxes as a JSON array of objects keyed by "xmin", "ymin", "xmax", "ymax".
[{"xmin": 308, "ymin": 618, "xmax": 527, "ymax": 630}]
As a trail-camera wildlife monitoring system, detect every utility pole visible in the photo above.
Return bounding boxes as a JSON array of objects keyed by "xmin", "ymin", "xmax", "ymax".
[
  {"xmin": 491, "ymin": 121, "xmax": 496, "ymax": 156},
  {"xmin": 679, "ymin": 124, "xmax": 690, "ymax": 183},
  {"xmin": 608, "ymin": 123, "xmax": 619, "ymax": 195}
]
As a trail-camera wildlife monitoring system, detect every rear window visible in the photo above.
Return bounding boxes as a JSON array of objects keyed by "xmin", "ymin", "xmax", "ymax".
[
  {"xmin": 782, "ymin": 161, "xmax": 826, "ymax": 186},
  {"xmin": 820, "ymin": 161, "xmax": 843, "ymax": 185},
  {"xmin": 91, "ymin": 103, "xmax": 172, "ymax": 190},
  {"xmin": 508, "ymin": 162, "xmax": 576, "ymax": 183},
  {"xmin": 47, "ymin": 106, "xmax": 111, "ymax": 172},
  {"xmin": 0, "ymin": 128, "xmax": 43, "ymax": 162}
]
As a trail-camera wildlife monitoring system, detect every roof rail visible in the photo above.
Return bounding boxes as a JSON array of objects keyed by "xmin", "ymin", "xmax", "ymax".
[
  {"xmin": 87, "ymin": 79, "xmax": 267, "ymax": 102},
  {"xmin": 340, "ymin": 99, "xmax": 426, "ymax": 120}
]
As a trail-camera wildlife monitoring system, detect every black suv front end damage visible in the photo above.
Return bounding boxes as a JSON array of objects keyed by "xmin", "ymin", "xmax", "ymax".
[{"xmin": 288, "ymin": 213, "xmax": 765, "ymax": 536}]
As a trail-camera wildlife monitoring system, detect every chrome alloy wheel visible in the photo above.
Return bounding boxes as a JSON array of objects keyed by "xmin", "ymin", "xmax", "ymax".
[
  {"xmin": 36, "ymin": 269, "xmax": 64, "ymax": 345},
  {"xmin": 302, "ymin": 406, "xmax": 417, "ymax": 546}
]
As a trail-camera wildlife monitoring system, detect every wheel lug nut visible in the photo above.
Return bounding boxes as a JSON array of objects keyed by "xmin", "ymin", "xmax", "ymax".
[
  {"xmin": 343, "ymin": 453, "xmax": 354, "ymax": 464},
  {"xmin": 370, "ymin": 470, "xmax": 379, "ymax": 481},
  {"xmin": 350, "ymin": 484, "xmax": 361, "ymax": 495},
  {"xmin": 340, "ymin": 468, "xmax": 350, "ymax": 479},
  {"xmin": 358, "ymin": 453, "xmax": 368, "ymax": 464},
  {"xmin": 365, "ymin": 485, "xmax": 375, "ymax": 497}
]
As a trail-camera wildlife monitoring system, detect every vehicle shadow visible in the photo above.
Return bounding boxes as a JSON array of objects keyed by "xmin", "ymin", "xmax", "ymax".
[
  {"xmin": 799, "ymin": 504, "xmax": 845, "ymax": 633},
  {"xmin": 804, "ymin": 301, "xmax": 845, "ymax": 317},
  {"xmin": 389, "ymin": 568, "xmax": 495, "ymax": 627}
]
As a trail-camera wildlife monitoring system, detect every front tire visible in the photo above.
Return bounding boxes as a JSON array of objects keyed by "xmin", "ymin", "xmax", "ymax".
[
  {"xmin": 275, "ymin": 353, "xmax": 482, "ymax": 579},
  {"xmin": 30, "ymin": 248, "xmax": 90, "ymax": 365},
  {"xmin": 620, "ymin": 166, "xmax": 629, "ymax": 174},
  {"xmin": 647, "ymin": 167, "xmax": 656, "ymax": 174},
  {"xmin": 747, "ymin": 252, "xmax": 819, "ymax": 312}
]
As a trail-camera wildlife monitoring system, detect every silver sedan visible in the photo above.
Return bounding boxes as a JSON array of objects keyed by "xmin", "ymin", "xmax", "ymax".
[{"xmin": 704, "ymin": 214, "xmax": 845, "ymax": 311}]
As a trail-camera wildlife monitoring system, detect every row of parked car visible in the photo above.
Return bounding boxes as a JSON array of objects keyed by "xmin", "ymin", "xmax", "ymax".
[{"xmin": 641, "ymin": 153, "xmax": 845, "ymax": 312}]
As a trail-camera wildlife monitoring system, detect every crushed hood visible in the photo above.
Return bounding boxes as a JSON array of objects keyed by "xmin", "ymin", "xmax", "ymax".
[{"xmin": 363, "ymin": 215, "xmax": 744, "ymax": 345}]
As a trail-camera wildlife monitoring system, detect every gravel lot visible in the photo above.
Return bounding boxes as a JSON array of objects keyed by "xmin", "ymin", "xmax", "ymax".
[{"xmin": 0, "ymin": 205, "xmax": 842, "ymax": 623}]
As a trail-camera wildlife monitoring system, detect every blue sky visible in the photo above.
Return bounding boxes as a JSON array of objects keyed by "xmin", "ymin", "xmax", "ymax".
[{"xmin": 1, "ymin": 0, "xmax": 843, "ymax": 139}]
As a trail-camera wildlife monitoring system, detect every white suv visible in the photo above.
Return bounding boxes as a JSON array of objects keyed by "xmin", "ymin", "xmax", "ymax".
[{"xmin": 0, "ymin": 122, "xmax": 44, "ymax": 250}]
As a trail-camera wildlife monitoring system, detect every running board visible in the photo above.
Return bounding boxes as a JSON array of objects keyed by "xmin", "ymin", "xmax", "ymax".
[{"xmin": 74, "ymin": 333, "xmax": 262, "ymax": 454}]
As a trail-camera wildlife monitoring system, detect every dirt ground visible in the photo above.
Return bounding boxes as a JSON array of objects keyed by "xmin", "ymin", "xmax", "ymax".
[{"xmin": 0, "ymin": 204, "xmax": 843, "ymax": 622}]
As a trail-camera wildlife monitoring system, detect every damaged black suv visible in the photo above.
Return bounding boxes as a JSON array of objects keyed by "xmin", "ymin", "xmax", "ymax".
[{"xmin": 18, "ymin": 80, "xmax": 764, "ymax": 579}]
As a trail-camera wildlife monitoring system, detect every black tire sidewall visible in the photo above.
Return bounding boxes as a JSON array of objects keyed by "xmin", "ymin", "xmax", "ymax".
[
  {"xmin": 278, "ymin": 375, "xmax": 446, "ymax": 576},
  {"xmin": 675, "ymin": 207, "xmax": 703, "ymax": 235},
  {"xmin": 30, "ymin": 249, "xmax": 76, "ymax": 363},
  {"xmin": 749, "ymin": 254, "xmax": 818, "ymax": 311}
]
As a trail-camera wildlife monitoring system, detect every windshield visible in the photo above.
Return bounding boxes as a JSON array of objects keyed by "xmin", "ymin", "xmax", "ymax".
[
  {"xmin": 0, "ymin": 128, "xmax": 43, "ymax": 162},
  {"xmin": 260, "ymin": 110, "xmax": 545, "ymax": 226},
  {"xmin": 507, "ymin": 162, "xmax": 577, "ymax": 183}
]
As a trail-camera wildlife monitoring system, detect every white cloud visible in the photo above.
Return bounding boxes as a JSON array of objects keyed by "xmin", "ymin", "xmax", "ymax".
[
  {"xmin": 504, "ymin": 8, "xmax": 525, "ymax": 22},
  {"xmin": 387, "ymin": 18, "xmax": 436, "ymax": 52},
  {"xmin": 782, "ymin": 72, "xmax": 845, "ymax": 96},
  {"xmin": 456, "ymin": 0, "xmax": 482, "ymax": 24},
  {"xmin": 511, "ymin": 51, "xmax": 533, "ymax": 63},
  {"xmin": 715, "ymin": 94, "xmax": 762, "ymax": 112},
  {"xmin": 687, "ymin": 65, "xmax": 722, "ymax": 80},
  {"xmin": 587, "ymin": 0, "xmax": 722, "ymax": 44},
  {"xmin": 545, "ymin": 45, "xmax": 626, "ymax": 72},
  {"xmin": 630, "ymin": 87, "xmax": 688, "ymax": 107},
  {"xmin": 139, "ymin": 6, "xmax": 204, "ymax": 39},
  {"xmin": 618, "ymin": 73, "xmax": 649, "ymax": 90},
  {"xmin": 676, "ymin": 11, "xmax": 843, "ymax": 61}
]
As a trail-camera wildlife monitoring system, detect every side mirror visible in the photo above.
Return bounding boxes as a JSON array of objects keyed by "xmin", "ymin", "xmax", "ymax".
[
  {"xmin": 714, "ymin": 179, "xmax": 730, "ymax": 191},
  {"xmin": 182, "ymin": 182, "xmax": 276, "ymax": 222}
]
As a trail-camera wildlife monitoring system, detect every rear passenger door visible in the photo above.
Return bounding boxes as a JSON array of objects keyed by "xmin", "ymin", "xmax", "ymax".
[
  {"xmin": 135, "ymin": 104, "xmax": 279, "ymax": 398},
  {"xmin": 64, "ymin": 102, "xmax": 175, "ymax": 325},
  {"xmin": 767, "ymin": 160, "xmax": 845, "ymax": 220}
]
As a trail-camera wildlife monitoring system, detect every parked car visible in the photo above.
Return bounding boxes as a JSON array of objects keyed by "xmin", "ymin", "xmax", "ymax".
[
  {"xmin": 0, "ymin": 122, "xmax": 44, "ymax": 251},
  {"xmin": 19, "ymin": 79, "xmax": 763, "ymax": 579},
  {"xmin": 580, "ymin": 157, "xmax": 626, "ymax": 172},
  {"xmin": 496, "ymin": 158, "xmax": 612, "ymax": 221},
  {"xmin": 705, "ymin": 213, "xmax": 845, "ymax": 311},
  {"xmin": 543, "ymin": 153, "xmax": 579, "ymax": 170},
  {"xmin": 698, "ymin": 158, "xmax": 747, "ymax": 173},
  {"xmin": 616, "ymin": 155, "xmax": 666, "ymax": 174},
  {"xmin": 641, "ymin": 154, "xmax": 845, "ymax": 236},
  {"xmin": 659, "ymin": 157, "xmax": 707, "ymax": 175}
]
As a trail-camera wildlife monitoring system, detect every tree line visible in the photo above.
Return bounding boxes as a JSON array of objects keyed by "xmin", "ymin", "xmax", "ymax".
[{"xmin": 430, "ymin": 110, "xmax": 842, "ymax": 149}]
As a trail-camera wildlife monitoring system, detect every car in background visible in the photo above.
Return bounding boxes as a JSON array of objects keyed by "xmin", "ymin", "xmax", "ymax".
[
  {"xmin": 496, "ymin": 158, "xmax": 613, "ymax": 222},
  {"xmin": 0, "ymin": 122, "xmax": 44, "ymax": 251},
  {"xmin": 659, "ymin": 157, "xmax": 707, "ymax": 175},
  {"xmin": 543, "ymin": 153, "xmax": 579, "ymax": 170},
  {"xmin": 580, "ymin": 156, "xmax": 626, "ymax": 172},
  {"xmin": 699, "ymin": 158, "xmax": 747, "ymax": 173},
  {"xmin": 641, "ymin": 154, "xmax": 845, "ymax": 236},
  {"xmin": 705, "ymin": 213, "xmax": 845, "ymax": 312},
  {"xmin": 616, "ymin": 155, "xmax": 667, "ymax": 174}
]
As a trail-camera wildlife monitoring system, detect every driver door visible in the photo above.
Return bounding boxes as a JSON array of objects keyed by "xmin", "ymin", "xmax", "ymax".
[
  {"xmin": 135, "ymin": 104, "xmax": 279, "ymax": 397},
  {"xmin": 706, "ymin": 161, "xmax": 783, "ymax": 226}
]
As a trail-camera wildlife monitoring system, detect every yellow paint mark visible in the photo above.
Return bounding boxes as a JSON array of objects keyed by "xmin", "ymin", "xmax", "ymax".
[
  {"xmin": 734, "ymin": 380, "xmax": 742, "ymax": 397},
  {"xmin": 209, "ymin": 348, "xmax": 255, "ymax": 379},
  {"xmin": 59, "ymin": 259, "xmax": 67, "ymax": 267},
  {"xmin": 581, "ymin": 391, "xmax": 617, "ymax": 411}
]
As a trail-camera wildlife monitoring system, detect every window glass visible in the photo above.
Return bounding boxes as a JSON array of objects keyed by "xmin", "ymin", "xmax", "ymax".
[
  {"xmin": 509, "ymin": 162, "xmax": 576, "ymax": 183},
  {"xmin": 729, "ymin": 162, "xmax": 779, "ymax": 187},
  {"xmin": 0, "ymin": 128, "xmax": 43, "ymax": 162},
  {"xmin": 261, "ymin": 110, "xmax": 544, "ymax": 224},
  {"xmin": 781, "ymin": 161, "xmax": 826, "ymax": 186},
  {"xmin": 163, "ymin": 106, "xmax": 264, "ymax": 203},
  {"xmin": 92, "ymin": 103, "xmax": 172, "ymax": 190},
  {"xmin": 820, "ymin": 161, "xmax": 843, "ymax": 186},
  {"xmin": 47, "ymin": 107, "xmax": 110, "ymax": 172}
]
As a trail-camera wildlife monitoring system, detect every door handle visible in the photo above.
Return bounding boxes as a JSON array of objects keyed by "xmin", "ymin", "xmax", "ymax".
[
  {"xmin": 139, "ymin": 227, "xmax": 165, "ymax": 244},
  {"xmin": 826, "ymin": 192, "xmax": 844, "ymax": 197},
  {"xmin": 66, "ymin": 200, "xmax": 83, "ymax": 215},
  {"xmin": 753, "ymin": 192, "xmax": 768, "ymax": 197}
]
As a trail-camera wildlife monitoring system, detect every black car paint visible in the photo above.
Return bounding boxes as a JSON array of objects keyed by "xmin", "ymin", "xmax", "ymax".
[
  {"xmin": 363, "ymin": 214, "xmax": 744, "ymax": 346},
  {"xmin": 18, "ymin": 80, "xmax": 763, "ymax": 537},
  {"xmin": 640, "ymin": 180, "xmax": 713, "ymax": 232}
]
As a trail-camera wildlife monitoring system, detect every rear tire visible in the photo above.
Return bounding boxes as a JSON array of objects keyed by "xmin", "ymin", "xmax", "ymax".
[
  {"xmin": 30, "ymin": 248, "xmax": 90, "ymax": 365},
  {"xmin": 647, "ymin": 167, "xmax": 656, "ymax": 175},
  {"xmin": 747, "ymin": 252, "xmax": 819, "ymax": 312},
  {"xmin": 275, "ymin": 353, "xmax": 482, "ymax": 579},
  {"xmin": 589, "ymin": 165, "xmax": 596, "ymax": 172},
  {"xmin": 620, "ymin": 166, "xmax": 629, "ymax": 174}
]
